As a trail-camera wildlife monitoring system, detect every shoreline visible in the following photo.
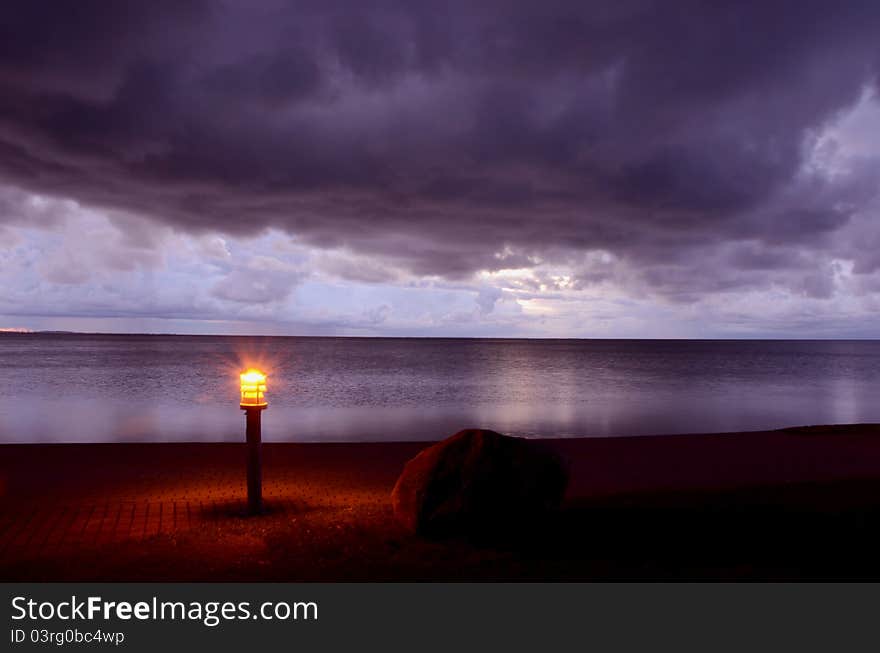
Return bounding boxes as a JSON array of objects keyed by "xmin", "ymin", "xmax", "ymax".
[{"xmin": 3, "ymin": 423, "xmax": 880, "ymax": 580}]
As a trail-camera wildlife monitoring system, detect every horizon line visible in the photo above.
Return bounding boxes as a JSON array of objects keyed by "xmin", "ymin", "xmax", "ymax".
[{"xmin": 2, "ymin": 330, "xmax": 879, "ymax": 342}]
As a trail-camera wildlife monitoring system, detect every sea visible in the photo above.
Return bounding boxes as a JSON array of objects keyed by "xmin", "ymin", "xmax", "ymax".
[{"xmin": 1, "ymin": 334, "xmax": 879, "ymax": 443}]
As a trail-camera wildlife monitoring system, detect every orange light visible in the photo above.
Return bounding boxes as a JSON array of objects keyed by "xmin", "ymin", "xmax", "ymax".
[{"xmin": 240, "ymin": 368, "xmax": 268, "ymax": 408}]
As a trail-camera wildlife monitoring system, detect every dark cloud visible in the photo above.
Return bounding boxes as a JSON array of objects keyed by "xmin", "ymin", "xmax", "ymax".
[{"xmin": 1, "ymin": 0, "xmax": 879, "ymax": 300}]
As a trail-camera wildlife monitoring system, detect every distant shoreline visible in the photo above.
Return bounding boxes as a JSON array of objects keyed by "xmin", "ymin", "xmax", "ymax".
[{"xmin": 2, "ymin": 331, "xmax": 880, "ymax": 341}]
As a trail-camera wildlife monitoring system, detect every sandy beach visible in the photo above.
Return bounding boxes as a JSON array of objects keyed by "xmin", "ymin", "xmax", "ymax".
[{"xmin": 3, "ymin": 424, "xmax": 880, "ymax": 581}]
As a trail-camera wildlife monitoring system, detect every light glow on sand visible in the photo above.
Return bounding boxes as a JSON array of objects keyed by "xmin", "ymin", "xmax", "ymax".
[{"xmin": 240, "ymin": 369, "xmax": 268, "ymax": 407}]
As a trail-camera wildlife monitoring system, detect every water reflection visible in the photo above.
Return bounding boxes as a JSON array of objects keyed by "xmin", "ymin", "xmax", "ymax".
[{"xmin": 1, "ymin": 335, "xmax": 879, "ymax": 442}]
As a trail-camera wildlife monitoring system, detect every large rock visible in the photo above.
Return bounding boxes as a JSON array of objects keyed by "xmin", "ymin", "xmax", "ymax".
[{"xmin": 391, "ymin": 429, "xmax": 569, "ymax": 536}]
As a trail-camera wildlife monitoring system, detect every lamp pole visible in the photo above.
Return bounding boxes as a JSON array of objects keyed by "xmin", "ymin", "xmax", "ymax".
[
  {"xmin": 244, "ymin": 404, "xmax": 265, "ymax": 514},
  {"xmin": 240, "ymin": 369, "xmax": 268, "ymax": 515}
]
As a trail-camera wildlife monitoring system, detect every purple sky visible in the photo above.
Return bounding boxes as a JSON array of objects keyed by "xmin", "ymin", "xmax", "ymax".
[{"xmin": 1, "ymin": 1, "xmax": 880, "ymax": 337}]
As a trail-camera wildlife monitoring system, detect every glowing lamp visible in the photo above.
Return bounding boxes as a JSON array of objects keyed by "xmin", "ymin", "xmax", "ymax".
[
  {"xmin": 239, "ymin": 368, "xmax": 268, "ymax": 514},
  {"xmin": 240, "ymin": 369, "xmax": 268, "ymax": 408}
]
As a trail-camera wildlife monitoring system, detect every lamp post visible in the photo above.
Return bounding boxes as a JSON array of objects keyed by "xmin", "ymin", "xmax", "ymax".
[{"xmin": 240, "ymin": 369, "xmax": 268, "ymax": 514}]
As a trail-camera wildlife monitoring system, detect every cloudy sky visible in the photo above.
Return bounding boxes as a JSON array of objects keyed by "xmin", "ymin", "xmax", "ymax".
[{"xmin": 1, "ymin": 0, "xmax": 879, "ymax": 337}]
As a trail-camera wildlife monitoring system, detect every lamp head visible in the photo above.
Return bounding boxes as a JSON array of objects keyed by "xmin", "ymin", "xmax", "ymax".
[{"xmin": 240, "ymin": 368, "xmax": 268, "ymax": 409}]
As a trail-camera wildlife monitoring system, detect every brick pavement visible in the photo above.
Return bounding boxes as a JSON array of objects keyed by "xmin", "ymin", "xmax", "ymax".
[{"xmin": 0, "ymin": 441, "xmax": 423, "ymax": 569}]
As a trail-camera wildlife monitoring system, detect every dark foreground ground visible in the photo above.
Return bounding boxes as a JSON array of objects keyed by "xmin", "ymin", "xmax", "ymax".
[{"xmin": 3, "ymin": 424, "xmax": 880, "ymax": 580}]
